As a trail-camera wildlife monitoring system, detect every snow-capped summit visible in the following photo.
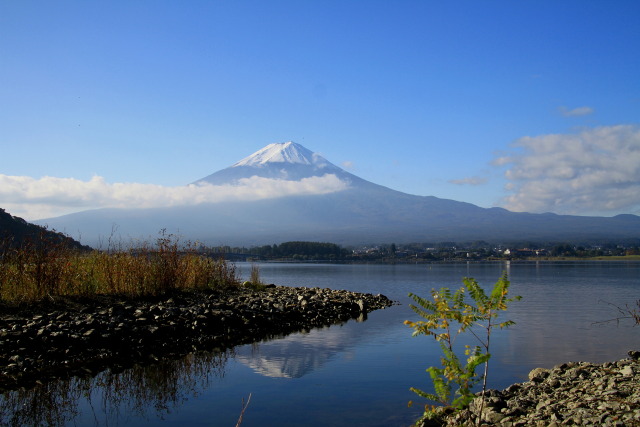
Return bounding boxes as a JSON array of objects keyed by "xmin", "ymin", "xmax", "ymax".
[
  {"xmin": 194, "ymin": 141, "xmax": 350, "ymax": 185},
  {"xmin": 233, "ymin": 141, "xmax": 328, "ymax": 167}
]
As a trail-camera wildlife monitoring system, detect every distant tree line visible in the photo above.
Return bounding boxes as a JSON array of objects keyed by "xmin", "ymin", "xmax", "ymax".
[
  {"xmin": 252, "ymin": 241, "xmax": 349, "ymax": 260},
  {"xmin": 548, "ymin": 243, "xmax": 638, "ymax": 258},
  {"xmin": 198, "ymin": 239, "xmax": 640, "ymax": 262}
]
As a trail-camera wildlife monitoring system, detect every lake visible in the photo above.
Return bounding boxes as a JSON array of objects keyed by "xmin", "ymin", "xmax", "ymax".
[{"xmin": 1, "ymin": 261, "xmax": 638, "ymax": 426}]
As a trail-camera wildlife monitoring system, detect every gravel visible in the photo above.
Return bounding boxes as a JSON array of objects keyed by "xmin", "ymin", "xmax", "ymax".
[{"xmin": 0, "ymin": 285, "xmax": 395, "ymax": 391}]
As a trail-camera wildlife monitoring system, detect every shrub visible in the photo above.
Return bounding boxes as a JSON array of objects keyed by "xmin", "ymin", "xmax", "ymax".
[{"xmin": 405, "ymin": 273, "xmax": 520, "ymax": 424}]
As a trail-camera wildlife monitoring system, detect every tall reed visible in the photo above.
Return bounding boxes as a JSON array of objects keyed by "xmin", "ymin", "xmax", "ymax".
[{"xmin": 0, "ymin": 230, "xmax": 240, "ymax": 303}]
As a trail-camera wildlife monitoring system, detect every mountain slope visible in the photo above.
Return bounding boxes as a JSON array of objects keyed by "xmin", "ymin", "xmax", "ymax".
[{"xmin": 37, "ymin": 142, "xmax": 640, "ymax": 247}]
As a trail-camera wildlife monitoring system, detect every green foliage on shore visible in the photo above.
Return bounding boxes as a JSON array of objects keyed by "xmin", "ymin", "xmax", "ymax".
[
  {"xmin": 0, "ymin": 230, "xmax": 239, "ymax": 303},
  {"xmin": 405, "ymin": 274, "xmax": 520, "ymax": 423}
]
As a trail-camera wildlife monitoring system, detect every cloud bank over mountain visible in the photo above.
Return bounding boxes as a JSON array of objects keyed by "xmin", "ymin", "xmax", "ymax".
[
  {"xmin": 497, "ymin": 125, "xmax": 640, "ymax": 216},
  {"xmin": 0, "ymin": 173, "xmax": 349, "ymax": 220}
]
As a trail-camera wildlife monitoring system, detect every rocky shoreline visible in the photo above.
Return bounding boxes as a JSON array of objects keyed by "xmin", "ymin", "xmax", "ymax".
[
  {"xmin": 425, "ymin": 352, "xmax": 640, "ymax": 426},
  {"xmin": 0, "ymin": 285, "xmax": 395, "ymax": 392}
]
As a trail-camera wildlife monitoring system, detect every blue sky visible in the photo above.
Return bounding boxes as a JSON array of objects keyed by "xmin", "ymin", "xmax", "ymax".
[{"xmin": 1, "ymin": 0, "xmax": 639, "ymax": 220}]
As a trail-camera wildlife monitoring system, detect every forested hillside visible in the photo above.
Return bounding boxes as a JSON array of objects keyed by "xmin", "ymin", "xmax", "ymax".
[{"xmin": 0, "ymin": 208, "xmax": 90, "ymax": 251}]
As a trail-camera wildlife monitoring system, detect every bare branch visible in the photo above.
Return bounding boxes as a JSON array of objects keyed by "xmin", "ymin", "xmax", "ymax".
[
  {"xmin": 235, "ymin": 393, "xmax": 252, "ymax": 427},
  {"xmin": 594, "ymin": 300, "xmax": 640, "ymax": 327}
]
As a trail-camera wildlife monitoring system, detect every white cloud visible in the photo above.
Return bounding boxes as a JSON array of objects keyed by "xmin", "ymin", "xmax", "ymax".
[
  {"xmin": 558, "ymin": 106, "xmax": 595, "ymax": 117},
  {"xmin": 498, "ymin": 125, "xmax": 640, "ymax": 215},
  {"xmin": 341, "ymin": 160, "xmax": 354, "ymax": 169},
  {"xmin": 0, "ymin": 174, "xmax": 350, "ymax": 220},
  {"xmin": 448, "ymin": 176, "xmax": 488, "ymax": 186}
]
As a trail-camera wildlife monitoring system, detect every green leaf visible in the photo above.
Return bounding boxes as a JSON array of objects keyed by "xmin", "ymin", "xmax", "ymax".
[
  {"xmin": 405, "ymin": 274, "xmax": 521, "ymax": 417},
  {"xmin": 409, "ymin": 387, "xmax": 439, "ymax": 402}
]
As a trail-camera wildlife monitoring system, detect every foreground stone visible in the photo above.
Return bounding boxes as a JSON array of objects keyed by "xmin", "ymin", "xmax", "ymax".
[
  {"xmin": 421, "ymin": 352, "xmax": 640, "ymax": 426},
  {"xmin": 0, "ymin": 285, "xmax": 394, "ymax": 391}
]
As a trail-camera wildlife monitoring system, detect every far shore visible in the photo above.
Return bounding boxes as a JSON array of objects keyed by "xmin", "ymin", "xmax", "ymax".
[{"xmin": 245, "ymin": 255, "xmax": 640, "ymax": 264}]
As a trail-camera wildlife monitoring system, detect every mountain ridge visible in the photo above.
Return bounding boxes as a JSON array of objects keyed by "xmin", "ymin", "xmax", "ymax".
[{"xmin": 36, "ymin": 142, "xmax": 640, "ymax": 247}]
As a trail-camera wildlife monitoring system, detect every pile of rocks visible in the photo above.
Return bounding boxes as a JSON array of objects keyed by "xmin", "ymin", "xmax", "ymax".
[
  {"xmin": 0, "ymin": 285, "xmax": 394, "ymax": 391},
  {"xmin": 427, "ymin": 352, "xmax": 640, "ymax": 426}
]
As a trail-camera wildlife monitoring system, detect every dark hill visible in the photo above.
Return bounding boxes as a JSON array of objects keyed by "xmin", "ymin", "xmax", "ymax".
[{"xmin": 0, "ymin": 208, "xmax": 91, "ymax": 251}]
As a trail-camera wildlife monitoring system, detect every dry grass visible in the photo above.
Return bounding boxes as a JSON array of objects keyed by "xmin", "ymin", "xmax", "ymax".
[{"xmin": 0, "ymin": 230, "xmax": 240, "ymax": 303}]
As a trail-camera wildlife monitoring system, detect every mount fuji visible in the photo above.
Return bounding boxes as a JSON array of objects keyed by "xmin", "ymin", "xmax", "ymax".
[
  {"xmin": 37, "ymin": 142, "xmax": 640, "ymax": 247},
  {"xmin": 193, "ymin": 141, "xmax": 388, "ymax": 193}
]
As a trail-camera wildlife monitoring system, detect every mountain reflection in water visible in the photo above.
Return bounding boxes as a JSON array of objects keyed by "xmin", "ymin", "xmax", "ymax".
[
  {"xmin": 235, "ymin": 313, "xmax": 367, "ymax": 378},
  {"xmin": 0, "ymin": 313, "xmax": 373, "ymax": 426},
  {"xmin": 0, "ymin": 351, "xmax": 230, "ymax": 427}
]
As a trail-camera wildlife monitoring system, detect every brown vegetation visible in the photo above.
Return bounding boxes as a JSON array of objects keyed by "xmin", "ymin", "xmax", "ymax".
[{"xmin": 0, "ymin": 230, "xmax": 239, "ymax": 303}]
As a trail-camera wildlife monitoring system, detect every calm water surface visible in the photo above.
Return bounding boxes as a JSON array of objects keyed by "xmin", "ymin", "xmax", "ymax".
[{"xmin": 1, "ymin": 261, "xmax": 638, "ymax": 426}]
